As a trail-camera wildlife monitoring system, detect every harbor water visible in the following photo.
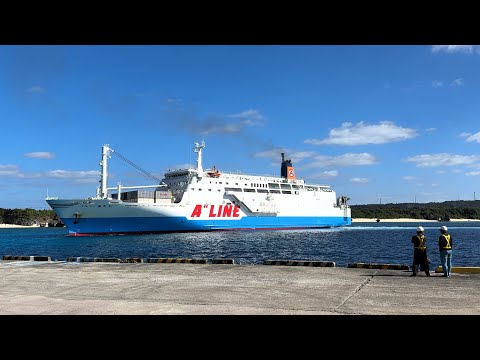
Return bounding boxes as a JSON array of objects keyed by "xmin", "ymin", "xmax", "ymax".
[{"xmin": 1, "ymin": 222, "xmax": 479, "ymax": 267}]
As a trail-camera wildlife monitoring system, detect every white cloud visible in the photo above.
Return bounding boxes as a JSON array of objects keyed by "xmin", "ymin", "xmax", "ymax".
[
  {"xmin": 230, "ymin": 109, "xmax": 264, "ymax": 121},
  {"xmin": 254, "ymin": 149, "xmax": 315, "ymax": 164},
  {"xmin": 166, "ymin": 105, "xmax": 264, "ymax": 135},
  {"xmin": 451, "ymin": 169, "xmax": 463, "ymax": 174},
  {"xmin": 197, "ymin": 110, "xmax": 266, "ymax": 135},
  {"xmin": 72, "ymin": 178, "xmax": 100, "ymax": 184},
  {"xmin": 431, "ymin": 78, "xmax": 464, "ymax": 88},
  {"xmin": 403, "ymin": 176, "xmax": 415, "ymax": 181},
  {"xmin": 254, "ymin": 149, "xmax": 285, "ymax": 159},
  {"xmin": 405, "ymin": 153, "xmax": 480, "ymax": 167},
  {"xmin": 323, "ymin": 170, "xmax": 338, "ymax": 177},
  {"xmin": 466, "ymin": 171, "xmax": 480, "ymax": 176},
  {"xmin": 26, "ymin": 85, "xmax": 46, "ymax": 93},
  {"xmin": 242, "ymin": 119, "xmax": 263, "ymax": 127},
  {"xmin": 431, "ymin": 183, "xmax": 440, "ymax": 187},
  {"xmin": 450, "ymin": 78, "xmax": 464, "ymax": 87},
  {"xmin": 289, "ymin": 151, "xmax": 316, "ymax": 163},
  {"xmin": 305, "ymin": 121, "xmax": 417, "ymax": 146},
  {"xmin": 459, "ymin": 132, "xmax": 471, "ymax": 138},
  {"xmin": 200, "ymin": 123, "xmax": 240, "ymax": 135},
  {"xmin": 0, "ymin": 165, "xmax": 100, "ymax": 183},
  {"xmin": 425, "ymin": 128, "xmax": 436, "ymax": 133},
  {"xmin": 350, "ymin": 177, "xmax": 369, "ymax": 183},
  {"xmin": 0, "ymin": 165, "xmax": 41, "ymax": 179},
  {"xmin": 465, "ymin": 132, "xmax": 480, "ymax": 143},
  {"xmin": 229, "ymin": 109, "xmax": 265, "ymax": 127},
  {"xmin": 304, "ymin": 153, "xmax": 377, "ymax": 168},
  {"xmin": 46, "ymin": 170, "xmax": 99, "ymax": 179},
  {"xmin": 222, "ymin": 124, "xmax": 241, "ymax": 133},
  {"xmin": 310, "ymin": 170, "xmax": 339, "ymax": 179},
  {"xmin": 431, "ymin": 45, "xmax": 474, "ymax": 54},
  {"xmin": 24, "ymin": 152, "xmax": 55, "ymax": 159},
  {"xmin": 255, "ymin": 149, "xmax": 375, "ymax": 170},
  {"xmin": 0, "ymin": 170, "xmax": 20, "ymax": 177},
  {"xmin": 0, "ymin": 165, "xmax": 20, "ymax": 177}
]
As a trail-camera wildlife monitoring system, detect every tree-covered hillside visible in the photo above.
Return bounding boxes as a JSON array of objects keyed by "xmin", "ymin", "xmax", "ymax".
[
  {"xmin": 351, "ymin": 200, "xmax": 480, "ymax": 221},
  {"xmin": 0, "ymin": 208, "xmax": 63, "ymax": 226}
]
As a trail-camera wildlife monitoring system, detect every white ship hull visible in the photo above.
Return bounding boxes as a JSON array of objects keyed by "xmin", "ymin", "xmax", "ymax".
[{"xmin": 47, "ymin": 142, "xmax": 351, "ymax": 235}]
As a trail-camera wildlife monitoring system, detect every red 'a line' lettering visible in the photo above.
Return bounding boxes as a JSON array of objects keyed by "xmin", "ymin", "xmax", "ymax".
[
  {"xmin": 222, "ymin": 204, "xmax": 232, "ymax": 217},
  {"xmin": 222, "ymin": 205, "xmax": 240, "ymax": 217},
  {"xmin": 191, "ymin": 205, "xmax": 202, "ymax": 217},
  {"xmin": 190, "ymin": 204, "xmax": 241, "ymax": 218},
  {"xmin": 209, "ymin": 206, "xmax": 216, "ymax": 217}
]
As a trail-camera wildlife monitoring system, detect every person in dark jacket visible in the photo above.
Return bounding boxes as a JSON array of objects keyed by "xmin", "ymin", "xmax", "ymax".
[
  {"xmin": 439, "ymin": 225, "xmax": 453, "ymax": 277},
  {"xmin": 411, "ymin": 226, "xmax": 430, "ymax": 276}
]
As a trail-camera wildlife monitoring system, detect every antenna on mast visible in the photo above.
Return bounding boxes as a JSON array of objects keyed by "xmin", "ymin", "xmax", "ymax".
[{"xmin": 193, "ymin": 140, "xmax": 205, "ymax": 175}]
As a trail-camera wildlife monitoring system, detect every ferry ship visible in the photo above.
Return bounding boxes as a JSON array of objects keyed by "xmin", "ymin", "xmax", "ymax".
[{"xmin": 46, "ymin": 141, "xmax": 351, "ymax": 235}]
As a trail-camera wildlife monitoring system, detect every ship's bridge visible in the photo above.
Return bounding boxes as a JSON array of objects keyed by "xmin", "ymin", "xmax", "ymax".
[
  {"xmin": 164, "ymin": 169, "xmax": 191, "ymax": 178},
  {"xmin": 162, "ymin": 168, "xmax": 194, "ymax": 203}
]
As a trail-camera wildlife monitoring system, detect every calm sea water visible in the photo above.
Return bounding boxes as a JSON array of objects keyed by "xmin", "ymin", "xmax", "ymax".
[{"xmin": 1, "ymin": 222, "xmax": 479, "ymax": 267}]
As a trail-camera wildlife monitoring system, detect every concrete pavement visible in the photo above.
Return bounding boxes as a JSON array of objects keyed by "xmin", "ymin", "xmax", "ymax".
[{"xmin": 1, "ymin": 261, "xmax": 478, "ymax": 315}]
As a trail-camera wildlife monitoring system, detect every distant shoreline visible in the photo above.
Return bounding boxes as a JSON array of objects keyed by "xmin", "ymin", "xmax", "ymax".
[
  {"xmin": 352, "ymin": 218, "xmax": 480, "ymax": 223},
  {"xmin": 0, "ymin": 224, "xmax": 41, "ymax": 228}
]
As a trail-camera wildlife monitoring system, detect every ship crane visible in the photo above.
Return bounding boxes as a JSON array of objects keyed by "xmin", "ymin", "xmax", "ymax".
[{"xmin": 97, "ymin": 144, "xmax": 164, "ymax": 199}]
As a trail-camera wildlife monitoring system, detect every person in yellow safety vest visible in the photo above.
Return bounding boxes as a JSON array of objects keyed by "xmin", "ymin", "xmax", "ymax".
[
  {"xmin": 411, "ymin": 226, "xmax": 430, "ymax": 276},
  {"xmin": 439, "ymin": 225, "xmax": 453, "ymax": 277}
]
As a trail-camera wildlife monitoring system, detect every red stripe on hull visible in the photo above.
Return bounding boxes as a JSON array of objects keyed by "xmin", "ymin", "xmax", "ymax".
[{"xmin": 68, "ymin": 226, "xmax": 331, "ymax": 236}]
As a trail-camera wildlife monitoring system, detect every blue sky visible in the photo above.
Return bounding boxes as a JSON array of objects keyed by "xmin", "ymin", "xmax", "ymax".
[{"xmin": 1, "ymin": 45, "xmax": 480, "ymax": 210}]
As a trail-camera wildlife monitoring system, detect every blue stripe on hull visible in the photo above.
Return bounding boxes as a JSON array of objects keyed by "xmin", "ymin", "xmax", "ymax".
[{"xmin": 62, "ymin": 216, "xmax": 352, "ymax": 235}]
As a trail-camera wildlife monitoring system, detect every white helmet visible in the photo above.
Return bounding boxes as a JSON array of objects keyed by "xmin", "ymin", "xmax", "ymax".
[
  {"xmin": 416, "ymin": 226, "xmax": 424, "ymax": 232},
  {"xmin": 440, "ymin": 226, "xmax": 448, "ymax": 231}
]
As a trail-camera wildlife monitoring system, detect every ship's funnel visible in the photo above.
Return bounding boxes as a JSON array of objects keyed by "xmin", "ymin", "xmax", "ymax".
[{"xmin": 281, "ymin": 153, "xmax": 296, "ymax": 180}]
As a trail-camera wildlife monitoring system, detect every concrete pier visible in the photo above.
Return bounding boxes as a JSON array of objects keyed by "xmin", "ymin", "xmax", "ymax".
[{"xmin": 1, "ymin": 261, "xmax": 479, "ymax": 315}]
